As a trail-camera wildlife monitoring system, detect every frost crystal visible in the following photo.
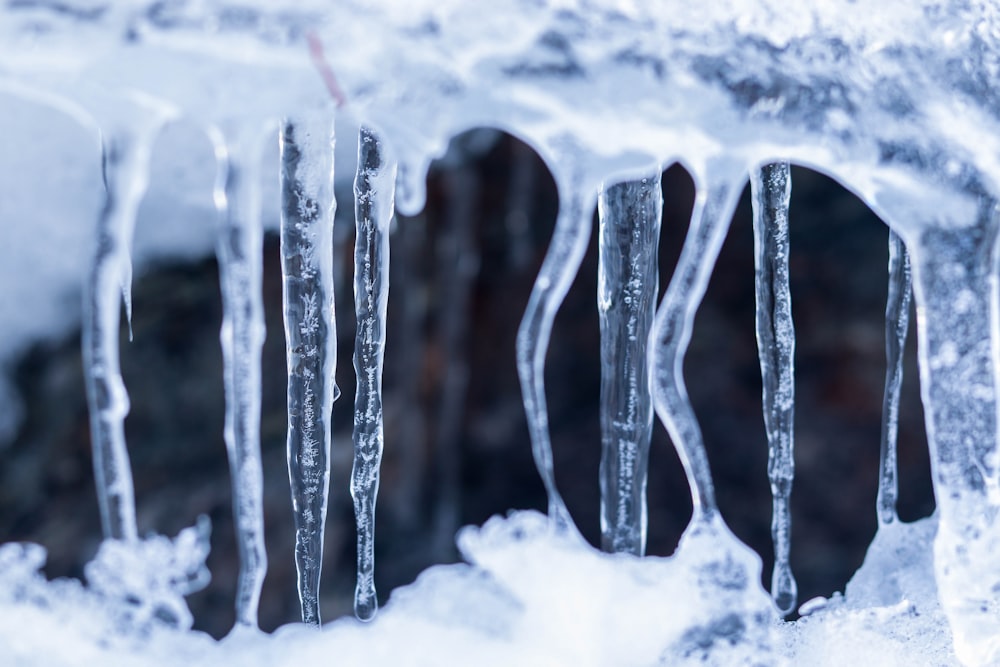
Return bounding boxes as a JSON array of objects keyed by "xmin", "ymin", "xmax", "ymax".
[{"xmin": 84, "ymin": 518, "xmax": 211, "ymax": 633}]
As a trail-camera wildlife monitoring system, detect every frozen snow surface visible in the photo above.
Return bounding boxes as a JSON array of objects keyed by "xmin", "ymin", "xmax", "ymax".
[
  {"xmin": 3, "ymin": 0, "xmax": 1000, "ymax": 665},
  {"xmin": 0, "ymin": 512, "xmax": 958, "ymax": 666}
]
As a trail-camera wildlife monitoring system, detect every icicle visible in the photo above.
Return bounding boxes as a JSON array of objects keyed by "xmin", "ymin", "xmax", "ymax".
[
  {"xmin": 750, "ymin": 161, "xmax": 797, "ymax": 616},
  {"xmin": 84, "ymin": 119, "xmax": 165, "ymax": 542},
  {"xmin": 279, "ymin": 116, "xmax": 337, "ymax": 627},
  {"xmin": 516, "ymin": 163, "xmax": 594, "ymax": 537},
  {"xmin": 596, "ymin": 172, "xmax": 661, "ymax": 556},
  {"xmin": 395, "ymin": 158, "xmax": 429, "ymax": 217},
  {"xmin": 121, "ymin": 278, "xmax": 134, "ymax": 343},
  {"xmin": 877, "ymin": 229, "xmax": 911, "ymax": 526},
  {"xmin": 906, "ymin": 199, "xmax": 1000, "ymax": 665},
  {"xmin": 650, "ymin": 161, "xmax": 746, "ymax": 523},
  {"xmin": 351, "ymin": 126, "xmax": 396, "ymax": 622},
  {"xmin": 209, "ymin": 121, "xmax": 270, "ymax": 630},
  {"xmin": 100, "ymin": 145, "xmax": 137, "ymax": 344}
]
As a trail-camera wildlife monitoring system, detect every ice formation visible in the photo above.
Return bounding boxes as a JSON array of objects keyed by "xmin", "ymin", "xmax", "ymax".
[
  {"xmin": 1, "ymin": 0, "xmax": 999, "ymax": 665},
  {"xmin": 350, "ymin": 126, "xmax": 395, "ymax": 621},
  {"xmin": 750, "ymin": 161, "xmax": 797, "ymax": 615},
  {"xmin": 597, "ymin": 173, "xmax": 660, "ymax": 556},
  {"xmin": 279, "ymin": 116, "xmax": 338, "ymax": 626}
]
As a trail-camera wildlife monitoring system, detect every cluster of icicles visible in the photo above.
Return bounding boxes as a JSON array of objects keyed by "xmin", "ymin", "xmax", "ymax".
[{"xmin": 77, "ymin": 101, "xmax": 917, "ymax": 631}]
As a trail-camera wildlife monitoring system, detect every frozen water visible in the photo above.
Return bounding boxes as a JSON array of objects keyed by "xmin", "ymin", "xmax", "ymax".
[
  {"xmin": 2, "ymin": 0, "xmax": 1000, "ymax": 664},
  {"xmin": 517, "ymin": 161, "xmax": 592, "ymax": 537},
  {"xmin": 83, "ymin": 94, "xmax": 180, "ymax": 544},
  {"xmin": 786, "ymin": 515, "xmax": 958, "ymax": 666},
  {"xmin": 0, "ymin": 511, "xmax": 780, "ymax": 667},
  {"xmin": 350, "ymin": 126, "xmax": 394, "ymax": 621},
  {"xmin": 279, "ymin": 116, "xmax": 338, "ymax": 625},
  {"xmin": 597, "ymin": 173, "xmax": 661, "ymax": 556},
  {"xmin": 210, "ymin": 120, "xmax": 271, "ymax": 629},
  {"xmin": 879, "ymin": 230, "xmax": 913, "ymax": 525},
  {"xmin": 750, "ymin": 162, "xmax": 797, "ymax": 615},
  {"xmin": 651, "ymin": 161, "xmax": 746, "ymax": 519},
  {"xmin": 0, "ymin": 518, "xmax": 211, "ymax": 648}
]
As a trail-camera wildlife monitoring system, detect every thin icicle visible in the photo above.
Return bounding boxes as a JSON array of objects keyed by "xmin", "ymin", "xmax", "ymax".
[
  {"xmin": 210, "ymin": 121, "xmax": 269, "ymax": 630},
  {"xmin": 650, "ymin": 162, "xmax": 745, "ymax": 522},
  {"xmin": 750, "ymin": 161, "xmax": 798, "ymax": 616},
  {"xmin": 99, "ymin": 145, "xmax": 135, "ymax": 344},
  {"xmin": 597, "ymin": 172, "xmax": 661, "ymax": 556},
  {"xmin": 279, "ymin": 117, "xmax": 337, "ymax": 626},
  {"xmin": 516, "ymin": 165, "xmax": 593, "ymax": 537},
  {"xmin": 121, "ymin": 278, "xmax": 134, "ymax": 343},
  {"xmin": 84, "ymin": 126, "xmax": 162, "ymax": 542},
  {"xmin": 351, "ymin": 126, "xmax": 396, "ymax": 622},
  {"xmin": 878, "ymin": 229, "xmax": 912, "ymax": 525}
]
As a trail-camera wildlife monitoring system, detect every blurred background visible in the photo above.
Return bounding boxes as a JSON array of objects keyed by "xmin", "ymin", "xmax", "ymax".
[{"xmin": 0, "ymin": 129, "xmax": 935, "ymax": 637}]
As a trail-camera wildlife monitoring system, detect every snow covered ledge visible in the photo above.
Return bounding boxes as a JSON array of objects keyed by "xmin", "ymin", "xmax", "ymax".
[{"xmin": 1, "ymin": 0, "xmax": 999, "ymax": 665}]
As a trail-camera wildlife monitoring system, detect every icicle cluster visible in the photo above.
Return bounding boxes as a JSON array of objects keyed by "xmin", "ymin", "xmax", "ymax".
[{"xmin": 1, "ymin": 0, "xmax": 1000, "ymax": 665}]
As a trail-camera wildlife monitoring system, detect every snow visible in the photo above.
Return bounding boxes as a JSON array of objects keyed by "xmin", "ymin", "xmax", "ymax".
[
  {"xmin": 2, "ymin": 0, "xmax": 1000, "ymax": 665},
  {"xmin": 0, "ymin": 512, "xmax": 958, "ymax": 666}
]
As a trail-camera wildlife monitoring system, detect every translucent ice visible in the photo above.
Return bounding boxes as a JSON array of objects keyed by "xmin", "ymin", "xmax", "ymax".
[
  {"xmin": 750, "ymin": 162, "xmax": 797, "ymax": 615},
  {"xmin": 517, "ymin": 165, "xmax": 592, "ymax": 537},
  {"xmin": 279, "ymin": 116, "xmax": 338, "ymax": 625},
  {"xmin": 84, "ymin": 119, "xmax": 158, "ymax": 543},
  {"xmin": 651, "ymin": 161, "xmax": 746, "ymax": 520},
  {"xmin": 351, "ymin": 126, "xmax": 395, "ymax": 621},
  {"xmin": 210, "ymin": 121, "xmax": 271, "ymax": 629},
  {"xmin": 878, "ymin": 230, "xmax": 912, "ymax": 525},
  {"xmin": 597, "ymin": 173, "xmax": 661, "ymax": 555}
]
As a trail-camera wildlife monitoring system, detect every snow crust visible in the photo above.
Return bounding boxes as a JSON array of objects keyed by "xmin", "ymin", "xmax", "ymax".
[{"xmin": 0, "ymin": 512, "xmax": 958, "ymax": 666}]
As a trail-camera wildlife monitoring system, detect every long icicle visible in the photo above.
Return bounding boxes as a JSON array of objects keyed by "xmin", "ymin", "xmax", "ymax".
[
  {"xmin": 351, "ymin": 126, "xmax": 396, "ymax": 621},
  {"xmin": 906, "ymin": 201, "xmax": 1000, "ymax": 664},
  {"xmin": 878, "ymin": 229, "xmax": 912, "ymax": 525},
  {"xmin": 750, "ymin": 161, "xmax": 798, "ymax": 616},
  {"xmin": 279, "ymin": 116, "xmax": 338, "ymax": 626},
  {"xmin": 84, "ymin": 125, "xmax": 162, "ymax": 542},
  {"xmin": 597, "ymin": 173, "xmax": 662, "ymax": 556},
  {"xmin": 650, "ymin": 162, "xmax": 745, "ymax": 523},
  {"xmin": 516, "ymin": 165, "xmax": 593, "ymax": 537},
  {"xmin": 211, "ymin": 122, "xmax": 269, "ymax": 630}
]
